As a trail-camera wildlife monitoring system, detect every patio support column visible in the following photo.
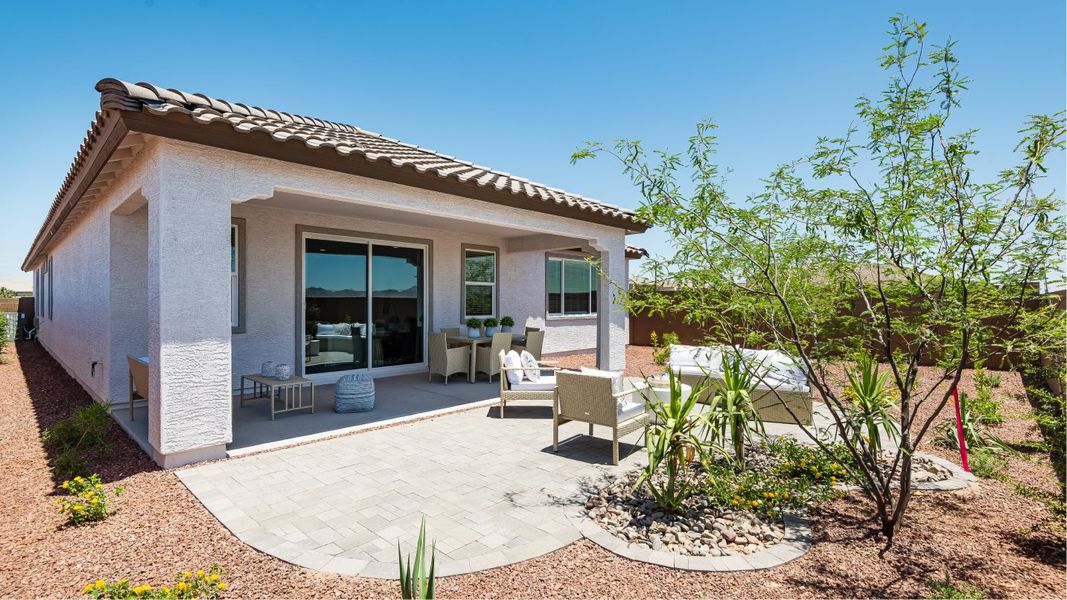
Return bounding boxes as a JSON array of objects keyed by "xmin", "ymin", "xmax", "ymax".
[
  {"xmin": 143, "ymin": 155, "xmax": 232, "ymax": 468},
  {"xmin": 594, "ymin": 240, "xmax": 627, "ymax": 371}
]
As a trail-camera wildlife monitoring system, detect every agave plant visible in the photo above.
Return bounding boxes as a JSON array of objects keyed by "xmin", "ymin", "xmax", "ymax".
[
  {"xmin": 843, "ymin": 354, "xmax": 900, "ymax": 457},
  {"xmin": 398, "ymin": 517, "xmax": 435, "ymax": 599},
  {"xmin": 704, "ymin": 351, "xmax": 765, "ymax": 467},
  {"xmin": 633, "ymin": 368, "xmax": 712, "ymax": 513},
  {"xmin": 935, "ymin": 391, "xmax": 1011, "ymax": 454}
]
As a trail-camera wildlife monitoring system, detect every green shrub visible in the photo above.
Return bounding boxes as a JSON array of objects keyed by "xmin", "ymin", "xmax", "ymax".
[
  {"xmin": 84, "ymin": 567, "xmax": 227, "ymax": 598},
  {"xmin": 843, "ymin": 354, "xmax": 900, "ymax": 456},
  {"xmin": 634, "ymin": 369, "xmax": 712, "ymax": 512},
  {"xmin": 973, "ymin": 366, "xmax": 1002, "ymax": 390},
  {"xmin": 42, "ymin": 402, "xmax": 112, "ymax": 479},
  {"xmin": 968, "ymin": 385, "xmax": 1004, "ymax": 425},
  {"xmin": 927, "ymin": 572, "xmax": 987, "ymax": 599},
  {"xmin": 649, "ymin": 331, "xmax": 680, "ymax": 366},
  {"xmin": 483, "ymin": 317, "xmax": 499, "ymax": 328},
  {"xmin": 54, "ymin": 474, "xmax": 123, "ymax": 525},
  {"xmin": 701, "ymin": 438, "xmax": 851, "ymax": 517},
  {"xmin": 705, "ymin": 352, "xmax": 764, "ymax": 466},
  {"xmin": 464, "ymin": 318, "xmax": 482, "ymax": 329},
  {"xmin": 969, "ymin": 448, "xmax": 1009, "ymax": 481},
  {"xmin": 398, "ymin": 518, "xmax": 435, "ymax": 599},
  {"xmin": 499, "ymin": 316, "xmax": 514, "ymax": 327},
  {"xmin": 935, "ymin": 391, "xmax": 1010, "ymax": 454}
]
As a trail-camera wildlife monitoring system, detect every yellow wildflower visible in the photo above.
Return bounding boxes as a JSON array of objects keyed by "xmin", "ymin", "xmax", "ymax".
[
  {"xmin": 95, "ymin": 580, "xmax": 106, "ymax": 589},
  {"xmin": 210, "ymin": 573, "xmax": 219, "ymax": 582},
  {"xmin": 83, "ymin": 584, "xmax": 94, "ymax": 594},
  {"xmin": 74, "ymin": 505, "xmax": 84, "ymax": 511},
  {"xmin": 197, "ymin": 569, "xmax": 205, "ymax": 578},
  {"xmin": 183, "ymin": 571, "xmax": 192, "ymax": 579},
  {"xmin": 218, "ymin": 582, "xmax": 228, "ymax": 591},
  {"xmin": 162, "ymin": 586, "xmax": 171, "ymax": 594}
]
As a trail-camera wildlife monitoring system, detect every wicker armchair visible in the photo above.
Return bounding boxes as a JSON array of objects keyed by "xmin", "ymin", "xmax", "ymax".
[
  {"xmin": 127, "ymin": 355, "xmax": 148, "ymax": 421},
  {"xmin": 553, "ymin": 370, "xmax": 650, "ymax": 465},
  {"xmin": 513, "ymin": 329, "xmax": 544, "ymax": 359},
  {"xmin": 497, "ymin": 350, "xmax": 557, "ymax": 418},
  {"xmin": 475, "ymin": 332, "xmax": 513, "ymax": 382},
  {"xmin": 428, "ymin": 332, "xmax": 470, "ymax": 384}
]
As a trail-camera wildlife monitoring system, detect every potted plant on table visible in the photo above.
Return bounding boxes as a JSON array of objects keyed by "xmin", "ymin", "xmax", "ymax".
[
  {"xmin": 484, "ymin": 317, "xmax": 500, "ymax": 336},
  {"xmin": 500, "ymin": 316, "xmax": 515, "ymax": 332},
  {"xmin": 465, "ymin": 318, "xmax": 483, "ymax": 338}
]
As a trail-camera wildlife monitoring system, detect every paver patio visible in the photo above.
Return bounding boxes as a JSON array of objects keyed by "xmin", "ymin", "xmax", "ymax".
[{"xmin": 176, "ymin": 400, "xmax": 647, "ymax": 578}]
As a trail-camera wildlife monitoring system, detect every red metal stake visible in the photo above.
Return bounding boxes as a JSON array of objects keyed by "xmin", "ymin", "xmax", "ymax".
[{"xmin": 952, "ymin": 387, "xmax": 970, "ymax": 472}]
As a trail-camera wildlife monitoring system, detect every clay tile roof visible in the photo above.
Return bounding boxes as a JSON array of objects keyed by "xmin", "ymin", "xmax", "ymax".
[
  {"xmin": 95, "ymin": 78, "xmax": 644, "ymax": 227},
  {"xmin": 625, "ymin": 245, "xmax": 649, "ymax": 259}
]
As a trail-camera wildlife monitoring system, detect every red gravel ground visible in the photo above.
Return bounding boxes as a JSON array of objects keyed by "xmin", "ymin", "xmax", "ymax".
[{"xmin": 1, "ymin": 341, "xmax": 1063, "ymax": 598}]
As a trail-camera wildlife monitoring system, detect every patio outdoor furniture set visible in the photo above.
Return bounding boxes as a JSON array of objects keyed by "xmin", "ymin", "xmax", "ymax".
[{"xmin": 127, "ymin": 340, "xmax": 814, "ymax": 465}]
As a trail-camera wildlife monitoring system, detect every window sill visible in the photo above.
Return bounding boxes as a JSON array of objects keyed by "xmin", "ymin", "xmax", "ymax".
[{"xmin": 546, "ymin": 314, "xmax": 597, "ymax": 321}]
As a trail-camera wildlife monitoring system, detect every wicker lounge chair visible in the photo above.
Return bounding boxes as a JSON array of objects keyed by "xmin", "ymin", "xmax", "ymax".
[
  {"xmin": 497, "ymin": 349, "xmax": 557, "ymax": 418},
  {"xmin": 428, "ymin": 332, "xmax": 470, "ymax": 383},
  {"xmin": 553, "ymin": 370, "xmax": 650, "ymax": 465}
]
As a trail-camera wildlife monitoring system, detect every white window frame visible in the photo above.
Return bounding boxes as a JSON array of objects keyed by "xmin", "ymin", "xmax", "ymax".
[
  {"xmin": 230, "ymin": 218, "xmax": 246, "ymax": 333},
  {"xmin": 546, "ymin": 256, "xmax": 597, "ymax": 318},
  {"xmin": 463, "ymin": 247, "xmax": 497, "ymax": 320}
]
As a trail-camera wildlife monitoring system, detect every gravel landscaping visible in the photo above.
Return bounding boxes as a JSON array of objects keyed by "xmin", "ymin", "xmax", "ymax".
[
  {"xmin": 1, "ymin": 342, "xmax": 1064, "ymax": 598},
  {"xmin": 585, "ymin": 468, "xmax": 785, "ymax": 557}
]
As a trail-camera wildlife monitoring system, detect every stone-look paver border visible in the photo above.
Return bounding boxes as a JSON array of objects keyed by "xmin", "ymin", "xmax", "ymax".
[{"xmin": 566, "ymin": 507, "xmax": 811, "ymax": 571}]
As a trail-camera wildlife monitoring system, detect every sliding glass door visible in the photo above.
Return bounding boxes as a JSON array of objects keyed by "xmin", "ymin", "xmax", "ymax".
[{"xmin": 304, "ymin": 234, "xmax": 426, "ymax": 376}]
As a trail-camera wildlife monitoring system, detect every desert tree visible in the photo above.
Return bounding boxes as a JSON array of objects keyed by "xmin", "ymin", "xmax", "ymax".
[{"xmin": 573, "ymin": 15, "xmax": 1065, "ymax": 548}]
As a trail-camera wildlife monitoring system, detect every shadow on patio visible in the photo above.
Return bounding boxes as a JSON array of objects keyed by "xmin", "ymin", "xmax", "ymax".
[{"xmin": 115, "ymin": 373, "xmax": 505, "ymax": 456}]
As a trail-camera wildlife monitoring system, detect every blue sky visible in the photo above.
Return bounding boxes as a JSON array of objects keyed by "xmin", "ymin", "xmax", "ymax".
[{"xmin": 1, "ymin": 1, "xmax": 1063, "ymax": 290}]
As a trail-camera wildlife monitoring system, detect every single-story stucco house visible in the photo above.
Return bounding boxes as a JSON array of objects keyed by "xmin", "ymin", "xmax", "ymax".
[{"xmin": 22, "ymin": 78, "xmax": 648, "ymax": 468}]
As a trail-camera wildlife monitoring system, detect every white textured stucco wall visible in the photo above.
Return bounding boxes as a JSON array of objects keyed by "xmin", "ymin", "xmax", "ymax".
[{"xmin": 30, "ymin": 136, "xmax": 632, "ymax": 466}]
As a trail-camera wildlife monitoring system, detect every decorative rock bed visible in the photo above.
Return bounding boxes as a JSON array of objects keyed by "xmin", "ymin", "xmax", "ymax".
[{"xmin": 584, "ymin": 469, "xmax": 785, "ymax": 557}]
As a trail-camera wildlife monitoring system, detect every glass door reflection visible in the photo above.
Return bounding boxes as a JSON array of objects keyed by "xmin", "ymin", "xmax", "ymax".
[
  {"xmin": 305, "ymin": 238, "xmax": 369, "ymax": 374},
  {"xmin": 371, "ymin": 245, "xmax": 424, "ymax": 367}
]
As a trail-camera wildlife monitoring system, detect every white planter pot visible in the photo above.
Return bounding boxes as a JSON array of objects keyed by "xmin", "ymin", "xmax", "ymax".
[
  {"xmin": 501, "ymin": 325, "xmax": 513, "ymax": 333},
  {"xmin": 467, "ymin": 327, "xmax": 481, "ymax": 338},
  {"xmin": 485, "ymin": 326, "xmax": 500, "ymax": 336}
]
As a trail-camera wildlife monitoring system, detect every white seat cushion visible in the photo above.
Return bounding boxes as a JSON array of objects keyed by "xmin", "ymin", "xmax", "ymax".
[
  {"xmin": 510, "ymin": 375, "xmax": 556, "ymax": 392},
  {"xmin": 519, "ymin": 350, "xmax": 540, "ymax": 382},
  {"xmin": 617, "ymin": 399, "xmax": 645, "ymax": 421},
  {"xmin": 503, "ymin": 351, "xmax": 523, "ymax": 386},
  {"xmin": 579, "ymin": 366, "xmax": 624, "ymax": 394}
]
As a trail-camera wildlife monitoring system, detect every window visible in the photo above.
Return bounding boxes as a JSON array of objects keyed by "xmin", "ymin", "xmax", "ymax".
[
  {"xmin": 547, "ymin": 256, "xmax": 597, "ymax": 317},
  {"xmin": 463, "ymin": 248, "xmax": 496, "ymax": 319},
  {"xmin": 230, "ymin": 219, "xmax": 245, "ymax": 332},
  {"xmin": 48, "ymin": 256, "xmax": 53, "ymax": 319}
]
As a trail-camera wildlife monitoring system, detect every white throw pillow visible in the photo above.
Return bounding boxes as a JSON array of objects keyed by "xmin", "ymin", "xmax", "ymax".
[
  {"xmin": 503, "ymin": 351, "xmax": 524, "ymax": 386},
  {"xmin": 519, "ymin": 350, "xmax": 540, "ymax": 382},
  {"xmin": 316, "ymin": 323, "xmax": 334, "ymax": 336},
  {"xmin": 334, "ymin": 322, "xmax": 352, "ymax": 336},
  {"xmin": 580, "ymin": 366, "xmax": 624, "ymax": 395}
]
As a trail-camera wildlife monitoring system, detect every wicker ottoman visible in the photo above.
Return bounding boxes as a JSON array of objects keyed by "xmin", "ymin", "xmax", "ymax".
[{"xmin": 334, "ymin": 373, "xmax": 375, "ymax": 413}]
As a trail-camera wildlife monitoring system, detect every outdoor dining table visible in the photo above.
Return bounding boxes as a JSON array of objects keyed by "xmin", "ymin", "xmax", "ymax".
[{"xmin": 446, "ymin": 333, "xmax": 525, "ymax": 383}]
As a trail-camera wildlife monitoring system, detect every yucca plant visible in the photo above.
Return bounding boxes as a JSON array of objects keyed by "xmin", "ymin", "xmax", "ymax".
[
  {"xmin": 843, "ymin": 354, "xmax": 900, "ymax": 458},
  {"xmin": 398, "ymin": 517, "xmax": 435, "ymax": 599},
  {"xmin": 634, "ymin": 368, "xmax": 712, "ymax": 513},
  {"xmin": 705, "ymin": 351, "xmax": 765, "ymax": 467},
  {"xmin": 935, "ymin": 391, "xmax": 1011, "ymax": 454}
]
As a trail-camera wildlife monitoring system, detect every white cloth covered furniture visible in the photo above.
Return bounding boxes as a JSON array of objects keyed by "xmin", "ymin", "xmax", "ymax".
[{"xmin": 666, "ymin": 344, "xmax": 813, "ymax": 425}]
